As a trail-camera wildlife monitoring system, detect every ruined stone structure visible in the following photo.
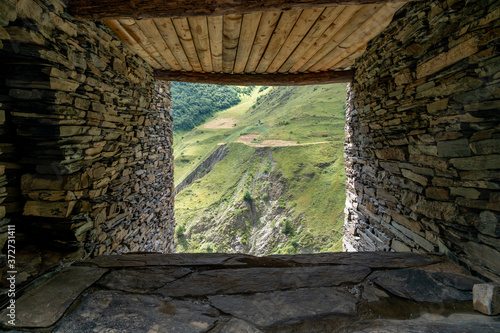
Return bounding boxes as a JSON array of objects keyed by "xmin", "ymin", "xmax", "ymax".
[
  {"xmin": 0, "ymin": 0, "xmax": 175, "ymax": 285},
  {"xmin": 344, "ymin": 0, "xmax": 500, "ymax": 281}
]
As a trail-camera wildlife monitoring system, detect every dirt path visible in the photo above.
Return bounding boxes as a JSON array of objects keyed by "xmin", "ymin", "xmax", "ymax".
[
  {"xmin": 235, "ymin": 134, "xmax": 328, "ymax": 147},
  {"xmin": 204, "ymin": 118, "xmax": 239, "ymax": 129},
  {"xmin": 267, "ymin": 148, "xmax": 275, "ymax": 172}
]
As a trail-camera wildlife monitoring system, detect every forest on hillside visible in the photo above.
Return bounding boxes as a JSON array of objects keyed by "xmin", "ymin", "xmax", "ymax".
[{"xmin": 171, "ymin": 82, "xmax": 253, "ymax": 132}]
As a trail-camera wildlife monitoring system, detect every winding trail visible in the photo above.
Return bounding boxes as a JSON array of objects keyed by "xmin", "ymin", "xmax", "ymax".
[{"xmin": 267, "ymin": 148, "xmax": 275, "ymax": 172}]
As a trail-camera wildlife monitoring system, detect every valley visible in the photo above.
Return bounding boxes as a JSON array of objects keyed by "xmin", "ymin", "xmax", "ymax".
[{"xmin": 173, "ymin": 84, "xmax": 347, "ymax": 255}]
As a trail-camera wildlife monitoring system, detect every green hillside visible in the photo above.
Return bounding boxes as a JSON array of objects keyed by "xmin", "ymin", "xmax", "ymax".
[
  {"xmin": 171, "ymin": 82, "xmax": 253, "ymax": 132},
  {"xmin": 173, "ymin": 83, "xmax": 347, "ymax": 254}
]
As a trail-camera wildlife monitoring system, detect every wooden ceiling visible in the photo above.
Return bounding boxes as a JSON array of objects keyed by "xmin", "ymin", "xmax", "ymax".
[{"xmin": 68, "ymin": 0, "xmax": 415, "ymax": 85}]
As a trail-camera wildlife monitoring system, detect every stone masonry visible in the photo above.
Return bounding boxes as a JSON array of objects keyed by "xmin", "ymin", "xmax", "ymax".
[
  {"xmin": 344, "ymin": 0, "xmax": 500, "ymax": 281},
  {"xmin": 0, "ymin": 0, "xmax": 175, "ymax": 289}
]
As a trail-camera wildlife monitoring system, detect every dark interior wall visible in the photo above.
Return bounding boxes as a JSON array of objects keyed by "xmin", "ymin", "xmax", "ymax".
[
  {"xmin": 344, "ymin": 0, "xmax": 500, "ymax": 281},
  {"xmin": 0, "ymin": 0, "xmax": 175, "ymax": 286}
]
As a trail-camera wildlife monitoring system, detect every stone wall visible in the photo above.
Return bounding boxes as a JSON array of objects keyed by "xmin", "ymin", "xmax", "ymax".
[
  {"xmin": 0, "ymin": 0, "xmax": 175, "ymax": 286},
  {"xmin": 344, "ymin": 0, "xmax": 500, "ymax": 281}
]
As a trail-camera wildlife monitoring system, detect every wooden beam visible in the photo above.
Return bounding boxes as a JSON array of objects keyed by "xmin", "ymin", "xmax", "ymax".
[
  {"xmin": 153, "ymin": 70, "xmax": 354, "ymax": 85},
  {"xmin": 69, "ymin": 0, "xmax": 421, "ymax": 20},
  {"xmin": 207, "ymin": 16, "xmax": 224, "ymax": 72}
]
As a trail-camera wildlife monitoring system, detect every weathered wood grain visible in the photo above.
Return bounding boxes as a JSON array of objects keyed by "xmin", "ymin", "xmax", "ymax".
[
  {"xmin": 222, "ymin": 14, "xmax": 243, "ymax": 73},
  {"xmin": 234, "ymin": 12, "xmax": 262, "ymax": 74},
  {"xmin": 135, "ymin": 19, "xmax": 182, "ymax": 70},
  {"xmin": 311, "ymin": 3, "xmax": 402, "ymax": 71},
  {"xmin": 244, "ymin": 11, "xmax": 281, "ymax": 73},
  {"xmin": 297, "ymin": 4, "xmax": 381, "ymax": 72},
  {"xmin": 153, "ymin": 18, "xmax": 193, "ymax": 71},
  {"xmin": 278, "ymin": 6, "xmax": 344, "ymax": 73},
  {"xmin": 255, "ymin": 9, "xmax": 302, "ymax": 73},
  {"xmin": 172, "ymin": 17, "xmax": 203, "ymax": 71},
  {"xmin": 287, "ymin": 5, "xmax": 360, "ymax": 72},
  {"xmin": 188, "ymin": 16, "xmax": 213, "ymax": 72},
  {"xmin": 103, "ymin": 19, "xmax": 162, "ymax": 69},
  {"xmin": 266, "ymin": 8, "xmax": 325, "ymax": 73},
  {"xmin": 208, "ymin": 16, "xmax": 224, "ymax": 72}
]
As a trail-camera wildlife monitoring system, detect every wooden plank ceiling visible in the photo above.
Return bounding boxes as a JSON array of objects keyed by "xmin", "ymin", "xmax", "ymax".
[{"xmin": 69, "ymin": 1, "xmax": 411, "ymax": 85}]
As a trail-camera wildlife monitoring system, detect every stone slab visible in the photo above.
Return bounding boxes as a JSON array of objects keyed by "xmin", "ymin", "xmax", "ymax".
[
  {"xmin": 0, "ymin": 266, "xmax": 107, "ymax": 328},
  {"xmin": 269, "ymin": 252, "xmax": 443, "ymax": 268},
  {"xmin": 473, "ymin": 283, "xmax": 500, "ymax": 315},
  {"xmin": 84, "ymin": 252, "xmax": 444, "ymax": 270},
  {"xmin": 352, "ymin": 313, "xmax": 500, "ymax": 332},
  {"xmin": 98, "ymin": 267, "xmax": 192, "ymax": 293},
  {"xmin": 158, "ymin": 265, "xmax": 371, "ymax": 297},
  {"xmin": 218, "ymin": 318, "xmax": 264, "ymax": 333},
  {"xmin": 369, "ymin": 269, "xmax": 482, "ymax": 302},
  {"xmin": 83, "ymin": 253, "xmax": 294, "ymax": 268},
  {"xmin": 208, "ymin": 287, "xmax": 358, "ymax": 328},
  {"xmin": 53, "ymin": 290, "xmax": 218, "ymax": 333},
  {"xmin": 432, "ymin": 271, "xmax": 485, "ymax": 291}
]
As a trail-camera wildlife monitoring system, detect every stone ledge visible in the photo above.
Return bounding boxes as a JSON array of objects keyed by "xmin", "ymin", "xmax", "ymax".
[{"xmin": 1, "ymin": 252, "xmax": 498, "ymax": 332}]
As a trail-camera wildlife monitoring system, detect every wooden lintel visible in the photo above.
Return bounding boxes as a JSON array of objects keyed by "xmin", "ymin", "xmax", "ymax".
[
  {"xmin": 68, "ymin": 0, "xmax": 420, "ymax": 20},
  {"xmin": 153, "ymin": 70, "xmax": 354, "ymax": 86}
]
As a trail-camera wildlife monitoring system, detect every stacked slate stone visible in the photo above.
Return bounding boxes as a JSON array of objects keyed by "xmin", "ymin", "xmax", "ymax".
[
  {"xmin": 0, "ymin": 0, "xmax": 175, "ymax": 287},
  {"xmin": 344, "ymin": 0, "xmax": 500, "ymax": 281},
  {"xmin": 0, "ymin": 151, "xmax": 7, "ymax": 259}
]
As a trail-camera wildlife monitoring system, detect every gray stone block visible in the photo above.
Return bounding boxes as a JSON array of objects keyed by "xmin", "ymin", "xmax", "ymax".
[{"xmin": 473, "ymin": 283, "xmax": 500, "ymax": 316}]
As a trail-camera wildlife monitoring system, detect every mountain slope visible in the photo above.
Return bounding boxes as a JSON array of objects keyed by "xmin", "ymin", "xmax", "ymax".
[
  {"xmin": 171, "ymin": 82, "xmax": 252, "ymax": 132},
  {"xmin": 173, "ymin": 84, "xmax": 347, "ymax": 254}
]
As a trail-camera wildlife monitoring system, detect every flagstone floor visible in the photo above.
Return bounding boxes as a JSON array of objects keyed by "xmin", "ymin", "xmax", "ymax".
[{"xmin": 1, "ymin": 252, "xmax": 499, "ymax": 332}]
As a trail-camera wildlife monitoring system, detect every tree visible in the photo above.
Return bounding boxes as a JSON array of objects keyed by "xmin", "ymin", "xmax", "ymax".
[
  {"xmin": 171, "ymin": 82, "xmax": 252, "ymax": 132},
  {"xmin": 243, "ymin": 190, "xmax": 252, "ymax": 202}
]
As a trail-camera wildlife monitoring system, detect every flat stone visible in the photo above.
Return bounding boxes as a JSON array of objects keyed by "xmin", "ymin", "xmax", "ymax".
[
  {"xmin": 208, "ymin": 287, "xmax": 358, "ymax": 328},
  {"xmin": 218, "ymin": 318, "xmax": 264, "ymax": 333},
  {"xmin": 437, "ymin": 139, "xmax": 471, "ymax": 157},
  {"xmin": 477, "ymin": 211, "xmax": 499, "ymax": 237},
  {"xmin": 450, "ymin": 155, "xmax": 500, "ymax": 170},
  {"xmin": 391, "ymin": 239, "xmax": 412, "ymax": 252},
  {"xmin": 83, "ymin": 253, "xmax": 296, "ymax": 268},
  {"xmin": 414, "ymin": 199, "xmax": 457, "ymax": 221},
  {"xmin": 375, "ymin": 147, "xmax": 407, "ymax": 161},
  {"xmin": 270, "ymin": 252, "xmax": 444, "ymax": 268},
  {"xmin": 431, "ymin": 272, "xmax": 485, "ymax": 291},
  {"xmin": 359, "ymin": 283, "xmax": 390, "ymax": 303},
  {"xmin": 473, "ymin": 283, "xmax": 500, "ymax": 315},
  {"xmin": 391, "ymin": 223, "xmax": 435, "ymax": 252},
  {"xmin": 0, "ymin": 266, "xmax": 107, "ymax": 328},
  {"xmin": 450, "ymin": 187, "xmax": 481, "ymax": 199},
  {"xmin": 98, "ymin": 267, "xmax": 192, "ymax": 293},
  {"xmin": 470, "ymin": 139, "xmax": 500, "ymax": 155},
  {"xmin": 159, "ymin": 265, "xmax": 371, "ymax": 297},
  {"xmin": 352, "ymin": 313, "xmax": 500, "ymax": 332},
  {"xmin": 426, "ymin": 187, "xmax": 450, "ymax": 200},
  {"xmin": 369, "ymin": 269, "xmax": 482, "ymax": 302},
  {"xmin": 409, "ymin": 144, "xmax": 438, "ymax": 156},
  {"xmin": 464, "ymin": 242, "xmax": 500, "ymax": 274},
  {"xmin": 23, "ymin": 200, "xmax": 77, "ymax": 218},
  {"xmin": 53, "ymin": 290, "xmax": 217, "ymax": 333},
  {"xmin": 402, "ymin": 169, "xmax": 428, "ymax": 186}
]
